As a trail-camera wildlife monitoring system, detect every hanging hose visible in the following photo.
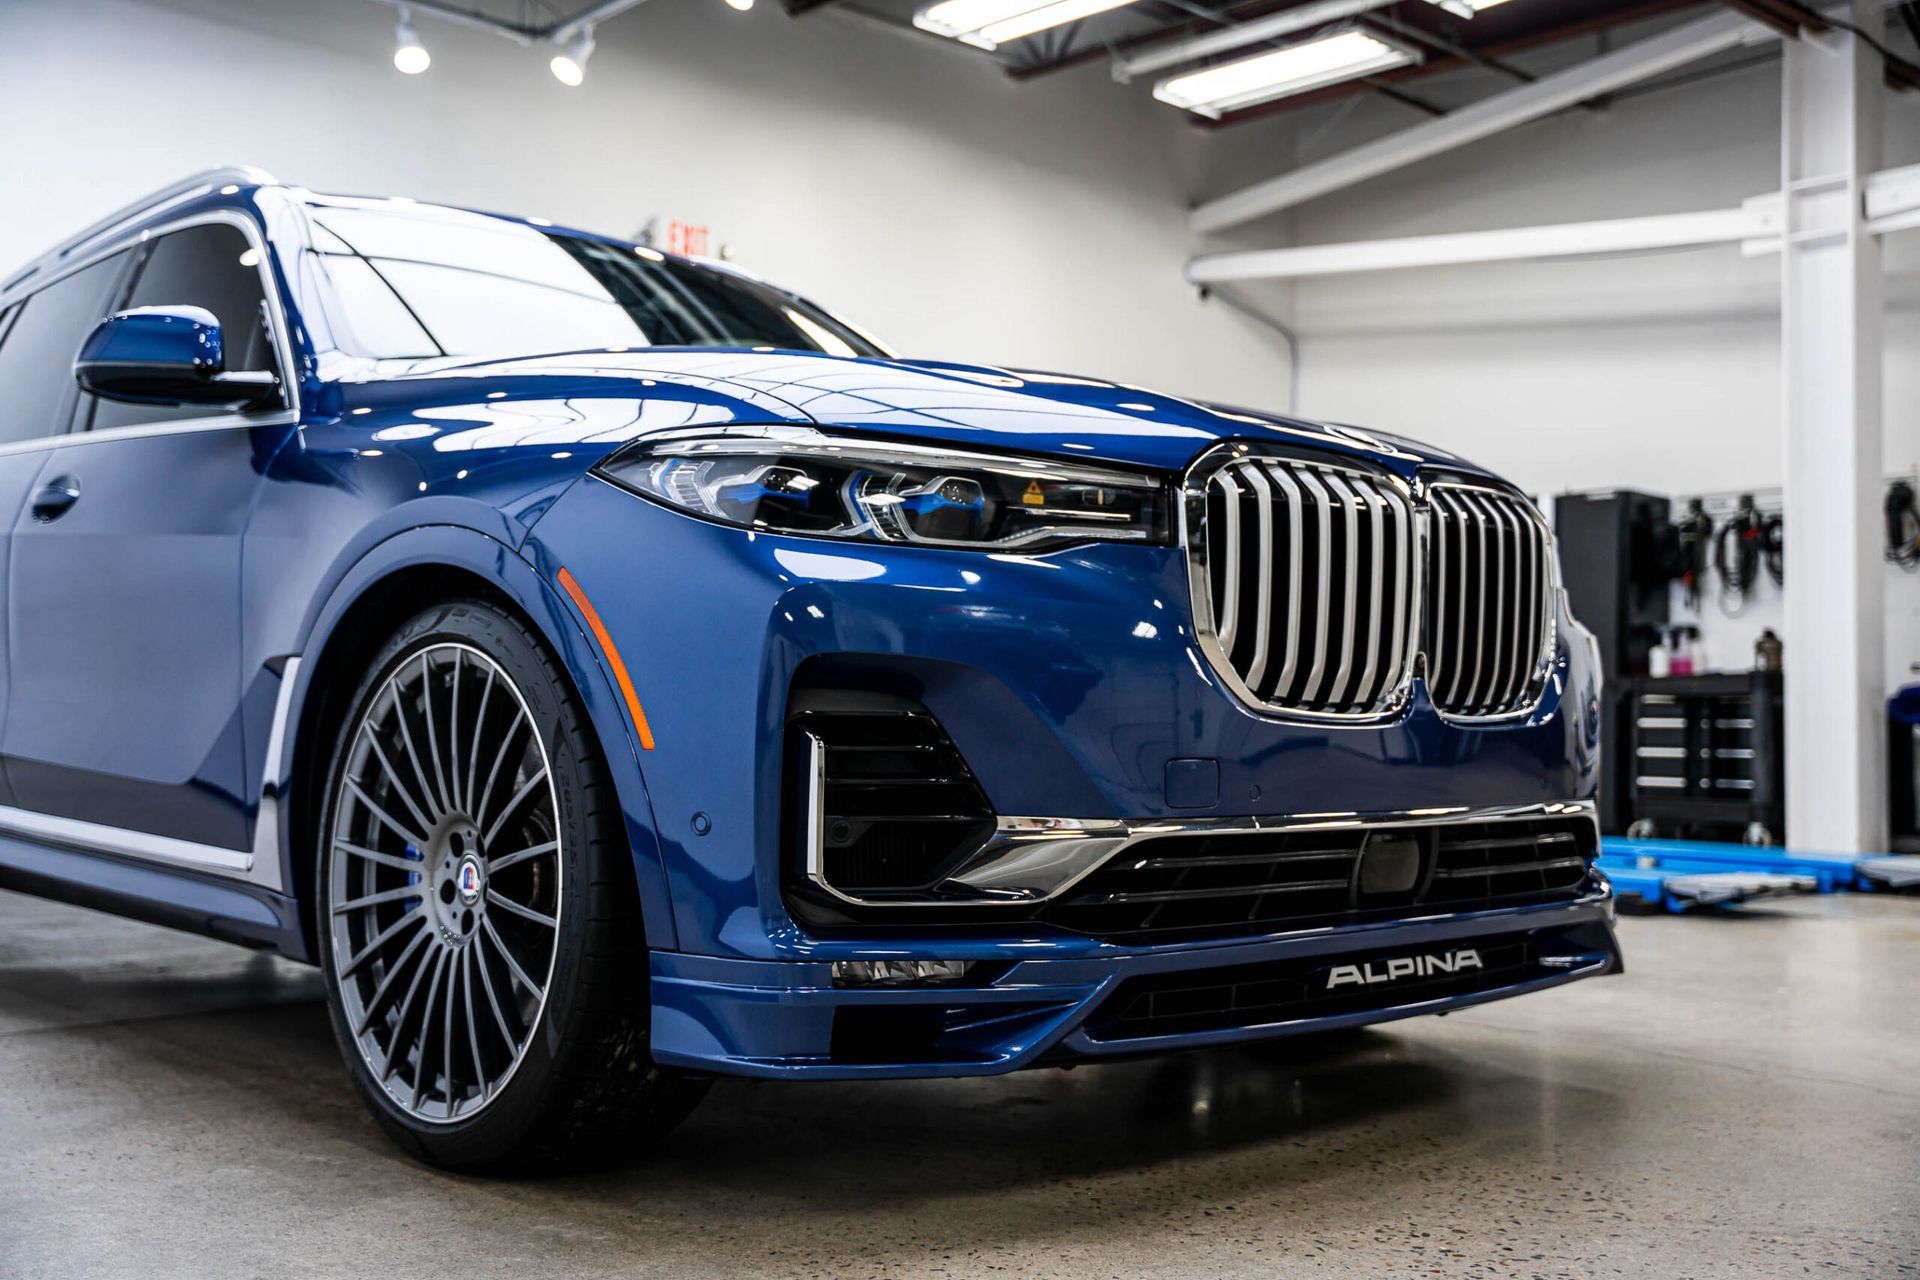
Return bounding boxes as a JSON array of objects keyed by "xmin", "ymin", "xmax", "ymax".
[
  {"xmin": 1888, "ymin": 479, "xmax": 1920, "ymax": 571},
  {"xmin": 1675, "ymin": 498, "xmax": 1713, "ymax": 610},
  {"xmin": 1713, "ymin": 494, "xmax": 1764, "ymax": 614},
  {"xmin": 1761, "ymin": 510, "xmax": 1784, "ymax": 588}
]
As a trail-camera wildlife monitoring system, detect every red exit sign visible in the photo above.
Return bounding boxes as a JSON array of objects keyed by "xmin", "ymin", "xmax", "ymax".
[{"xmin": 663, "ymin": 219, "xmax": 711, "ymax": 257}]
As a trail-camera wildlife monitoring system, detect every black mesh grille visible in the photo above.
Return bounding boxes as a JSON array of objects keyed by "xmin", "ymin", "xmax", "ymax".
[
  {"xmin": 1427, "ymin": 817, "xmax": 1592, "ymax": 906},
  {"xmin": 1042, "ymin": 815, "xmax": 1598, "ymax": 944},
  {"xmin": 791, "ymin": 693, "xmax": 995, "ymax": 895}
]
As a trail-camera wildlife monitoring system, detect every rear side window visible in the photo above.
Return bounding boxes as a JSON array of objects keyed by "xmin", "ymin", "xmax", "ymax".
[
  {"xmin": 0, "ymin": 252, "xmax": 131, "ymax": 446},
  {"xmin": 88, "ymin": 223, "xmax": 276, "ymax": 431}
]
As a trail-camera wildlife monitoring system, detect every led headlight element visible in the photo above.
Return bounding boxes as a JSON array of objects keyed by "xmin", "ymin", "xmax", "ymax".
[{"xmin": 595, "ymin": 426, "xmax": 1170, "ymax": 552}]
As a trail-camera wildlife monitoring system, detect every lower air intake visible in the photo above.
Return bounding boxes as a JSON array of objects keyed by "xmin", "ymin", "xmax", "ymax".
[{"xmin": 789, "ymin": 690, "xmax": 995, "ymax": 899}]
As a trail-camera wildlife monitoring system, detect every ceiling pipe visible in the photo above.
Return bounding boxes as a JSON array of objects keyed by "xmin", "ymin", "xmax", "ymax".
[
  {"xmin": 1198, "ymin": 285, "xmax": 1301, "ymax": 416},
  {"xmin": 548, "ymin": 0, "xmax": 653, "ymax": 44}
]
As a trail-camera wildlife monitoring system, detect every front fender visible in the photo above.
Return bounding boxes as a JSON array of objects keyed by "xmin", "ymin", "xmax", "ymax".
[{"xmin": 276, "ymin": 523, "xmax": 678, "ymax": 955}]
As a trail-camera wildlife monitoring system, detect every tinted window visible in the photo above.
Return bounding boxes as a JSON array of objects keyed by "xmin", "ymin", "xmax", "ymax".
[
  {"xmin": 89, "ymin": 223, "xmax": 275, "ymax": 431},
  {"xmin": 309, "ymin": 203, "xmax": 885, "ymax": 361},
  {"xmin": 0, "ymin": 252, "xmax": 131, "ymax": 445}
]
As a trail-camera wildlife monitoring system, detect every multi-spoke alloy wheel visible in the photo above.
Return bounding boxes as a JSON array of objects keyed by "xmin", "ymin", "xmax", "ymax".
[
  {"xmin": 329, "ymin": 642, "xmax": 560, "ymax": 1123},
  {"xmin": 318, "ymin": 601, "xmax": 708, "ymax": 1171}
]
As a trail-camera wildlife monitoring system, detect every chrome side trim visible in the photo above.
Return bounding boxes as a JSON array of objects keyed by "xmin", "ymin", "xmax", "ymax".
[
  {"xmin": 0, "ymin": 804, "xmax": 252, "ymax": 876},
  {"xmin": 0, "ymin": 656, "xmax": 305, "ymax": 885},
  {"xmin": 247, "ymin": 656, "xmax": 302, "ymax": 893},
  {"xmin": 0, "ymin": 411, "xmax": 301, "ymax": 461}
]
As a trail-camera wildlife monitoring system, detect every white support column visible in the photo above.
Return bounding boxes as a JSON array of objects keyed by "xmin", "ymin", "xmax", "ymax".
[{"xmin": 1781, "ymin": 3, "xmax": 1885, "ymax": 854}]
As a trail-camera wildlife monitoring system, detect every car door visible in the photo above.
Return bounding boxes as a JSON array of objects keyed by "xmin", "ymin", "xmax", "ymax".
[
  {"xmin": 3, "ymin": 215, "xmax": 297, "ymax": 860},
  {"xmin": 0, "ymin": 250, "xmax": 139, "ymax": 813}
]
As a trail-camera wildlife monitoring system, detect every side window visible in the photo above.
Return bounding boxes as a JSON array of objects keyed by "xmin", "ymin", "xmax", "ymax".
[
  {"xmin": 88, "ymin": 223, "xmax": 277, "ymax": 432},
  {"xmin": 0, "ymin": 252, "xmax": 131, "ymax": 446}
]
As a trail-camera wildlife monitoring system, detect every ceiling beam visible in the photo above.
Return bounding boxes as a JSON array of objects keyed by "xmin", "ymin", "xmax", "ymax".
[
  {"xmin": 1009, "ymin": 0, "xmax": 1303, "ymax": 79},
  {"xmin": 1112, "ymin": 0, "xmax": 1395, "ymax": 81},
  {"xmin": 1187, "ymin": 205, "xmax": 1781, "ymax": 280},
  {"xmin": 1184, "ymin": 161, "xmax": 1920, "ymax": 282},
  {"xmin": 1189, "ymin": 7, "xmax": 1776, "ymax": 235}
]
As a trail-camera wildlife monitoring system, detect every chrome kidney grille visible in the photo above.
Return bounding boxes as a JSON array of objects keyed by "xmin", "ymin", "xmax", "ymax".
[
  {"xmin": 1425, "ymin": 485, "xmax": 1553, "ymax": 718},
  {"xmin": 1189, "ymin": 456, "xmax": 1552, "ymax": 721},
  {"xmin": 1196, "ymin": 457, "xmax": 1416, "ymax": 716}
]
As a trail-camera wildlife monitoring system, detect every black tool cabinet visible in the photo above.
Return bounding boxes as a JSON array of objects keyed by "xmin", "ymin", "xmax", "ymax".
[{"xmin": 1627, "ymin": 671, "xmax": 1785, "ymax": 843}]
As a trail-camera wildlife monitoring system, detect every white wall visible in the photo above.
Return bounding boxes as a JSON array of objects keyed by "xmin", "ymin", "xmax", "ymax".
[
  {"xmin": 1185, "ymin": 28, "xmax": 1920, "ymax": 693},
  {"xmin": 4, "ymin": 0, "xmax": 1917, "ymax": 691},
  {"xmin": 0, "ymin": 0, "xmax": 1292, "ymax": 407}
]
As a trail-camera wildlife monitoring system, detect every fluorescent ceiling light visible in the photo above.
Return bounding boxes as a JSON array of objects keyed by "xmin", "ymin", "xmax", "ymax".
[
  {"xmin": 1154, "ymin": 29, "xmax": 1420, "ymax": 119},
  {"xmin": 1426, "ymin": 0, "xmax": 1514, "ymax": 14},
  {"xmin": 915, "ymin": 0, "xmax": 1140, "ymax": 50}
]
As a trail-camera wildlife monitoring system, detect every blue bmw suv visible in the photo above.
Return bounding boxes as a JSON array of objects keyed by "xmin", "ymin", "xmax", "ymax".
[{"xmin": 0, "ymin": 169, "xmax": 1616, "ymax": 1170}]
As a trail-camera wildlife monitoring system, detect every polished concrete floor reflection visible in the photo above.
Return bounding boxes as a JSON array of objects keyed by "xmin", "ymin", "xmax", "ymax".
[{"xmin": 1, "ymin": 890, "xmax": 1916, "ymax": 1279}]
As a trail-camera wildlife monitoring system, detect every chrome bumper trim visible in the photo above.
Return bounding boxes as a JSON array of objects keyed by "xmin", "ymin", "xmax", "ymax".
[{"xmin": 803, "ymin": 796, "xmax": 1598, "ymax": 909}]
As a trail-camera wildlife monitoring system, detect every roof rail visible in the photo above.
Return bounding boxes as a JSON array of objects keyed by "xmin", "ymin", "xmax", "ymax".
[{"xmin": 3, "ymin": 165, "xmax": 281, "ymax": 295}]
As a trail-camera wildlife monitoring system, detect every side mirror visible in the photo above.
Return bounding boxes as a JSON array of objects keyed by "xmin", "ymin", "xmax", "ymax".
[{"xmin": 74, "ymin": 307, "xmax": 279, "ymax": 410}]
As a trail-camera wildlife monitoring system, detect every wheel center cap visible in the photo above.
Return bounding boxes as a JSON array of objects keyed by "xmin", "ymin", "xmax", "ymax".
[{"xmin": 456, "ymin": 854, "xmax": 485, "ymax": 906}]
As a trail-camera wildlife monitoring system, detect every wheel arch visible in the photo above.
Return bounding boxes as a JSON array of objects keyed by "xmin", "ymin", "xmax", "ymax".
[{"xmin": 278, "ymin": 526, "xmax": 678, "ymax": 963}]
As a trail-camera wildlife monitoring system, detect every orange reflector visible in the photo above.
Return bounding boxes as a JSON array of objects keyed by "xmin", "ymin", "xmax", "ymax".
[{"xmin": 556, "ymin": 567, "xmax": 655, "ymax": 751}]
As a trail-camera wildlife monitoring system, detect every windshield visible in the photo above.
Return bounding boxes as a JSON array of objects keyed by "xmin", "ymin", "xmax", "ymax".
[{"xmin": 305, "ymin": 201, "xmax": 889, "ymax": 362}]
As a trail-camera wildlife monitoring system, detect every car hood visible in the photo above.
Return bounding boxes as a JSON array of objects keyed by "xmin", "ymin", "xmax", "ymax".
[{"xmin": 381, "ymin": 348, "xmax": 1493, "ymax": 483}]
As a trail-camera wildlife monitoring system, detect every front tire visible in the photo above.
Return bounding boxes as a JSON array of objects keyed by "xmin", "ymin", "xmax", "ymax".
[{"xmin": 316, "ymin": 598, "xmax": 706, "ymax": 1172}]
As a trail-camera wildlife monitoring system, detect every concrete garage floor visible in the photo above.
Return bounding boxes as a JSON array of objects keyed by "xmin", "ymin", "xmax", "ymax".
[{"xmin": 1, "ymin": 891, "xmax": 1916, "ymax": 1280}]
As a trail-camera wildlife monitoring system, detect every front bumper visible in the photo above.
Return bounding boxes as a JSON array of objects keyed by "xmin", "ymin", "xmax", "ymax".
[
  {"xmin": 526, "ymin": 466, "xmax": 1618, "ymax": 1078},
  {"xmin": 647, "ymin": 887, "xmax": 1619, "ymax": 1078}
]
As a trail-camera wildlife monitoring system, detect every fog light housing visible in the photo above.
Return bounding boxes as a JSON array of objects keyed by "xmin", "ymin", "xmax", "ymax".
[{"xmin": 832, "ymin": 959, "xmax": 976, "ymax": 988}]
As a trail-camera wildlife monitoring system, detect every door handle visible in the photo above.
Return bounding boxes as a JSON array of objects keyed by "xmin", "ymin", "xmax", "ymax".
[{"xmin": 31, "ymin": 475, "xmax": 80, "ymax": 523}]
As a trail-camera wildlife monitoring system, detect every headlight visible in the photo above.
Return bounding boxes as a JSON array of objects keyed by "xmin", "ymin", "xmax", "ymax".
[{"xmin": 594, "ymin": 426, "xmax": 1171, "ymax": 552}]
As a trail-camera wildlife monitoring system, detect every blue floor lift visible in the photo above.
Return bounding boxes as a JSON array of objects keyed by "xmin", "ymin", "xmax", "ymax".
[{"xmin": 1598, "ymin": 837, "xmax": 1920, "ymax": 912}]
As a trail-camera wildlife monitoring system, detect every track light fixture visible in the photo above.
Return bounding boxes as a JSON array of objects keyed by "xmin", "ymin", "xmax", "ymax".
[
  {"xmin": 549, "ymin": 27, "xmax": 595, "ymax": 86},
  {"xmin": 392, "ymin": 5, "xmax": 431, "ymax": 74}
]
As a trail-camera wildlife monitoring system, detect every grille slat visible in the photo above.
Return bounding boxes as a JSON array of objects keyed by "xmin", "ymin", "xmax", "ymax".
[
  {"xmin": 1324, "ymin": 472, "xmax": 1361, "ymax": 707},
  {"xmin": 1215, "ymin": 468, "xmax": 1241, "ymax": 655},
  {"xmin": 1297, "ymin": 468, "xmax": 1335, "ymax": 706},
  {"xmin": 1244, "ymin": 463, "xmax": 1276, "ymax": 690},
  {"xmin": 1271, "ymin": 464, "xmax": 1306, "ymax": 694},
  {"xmin": 1426, "ymin": 484, "xmax": 1552, "ymax": 718}
]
